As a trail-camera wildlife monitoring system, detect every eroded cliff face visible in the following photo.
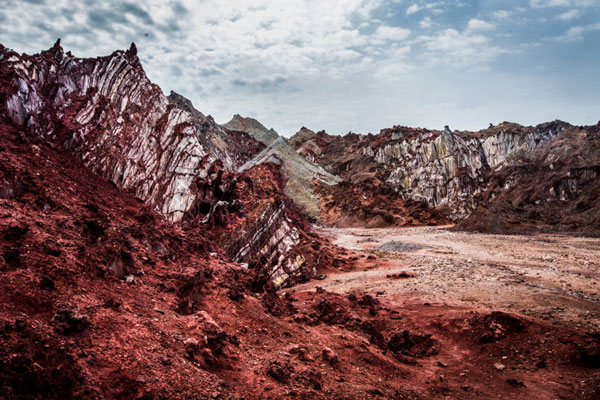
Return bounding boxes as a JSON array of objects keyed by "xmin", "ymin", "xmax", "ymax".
[
  {"xmin": 0, "ymin": 41, "xmax": 315, "ymax": 287},
  {"xmin": 224, "ymin": 115, "xmax": 340, "ymax": 220},
  {"xmin": 382, "ymin": 122, "xmax": 567, "ymax": 219},
  {"xmin": 291, "ymin": 122, "xmax": 568, "ymax": 222},
  {"xmin": 456, "ymin": 123, "xmax": 600, "ymax": 236}
]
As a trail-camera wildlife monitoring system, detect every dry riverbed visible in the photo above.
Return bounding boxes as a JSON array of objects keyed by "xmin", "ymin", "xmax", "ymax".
[{"xmin": 299, "ymin": 226, "xmax": 600, "ymax": 331}]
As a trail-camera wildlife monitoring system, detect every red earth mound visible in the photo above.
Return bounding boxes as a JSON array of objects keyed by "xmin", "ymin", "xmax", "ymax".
[{"xmin": 315, "ymin": 180, "xmax": 450, "ymax": 228}]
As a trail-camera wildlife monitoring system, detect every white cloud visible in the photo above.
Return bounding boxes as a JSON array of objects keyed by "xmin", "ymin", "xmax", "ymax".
[
  {"xmin": 557, "ymin": 9, "xmax": 581, "ymax": 20},
  {"xmin": 357, "ymin": 0, "xmax": 386, "ymax": 19},
  {"xmin": 373, "ymin": 26, "xmax": 411, "ymax": 42},
  {"xmin": 530, "ymin": 0, "xmax": 600, "ymax": 7},
  {"xmin": 492, "ymin": 10, "xmax": 511, "ymax": 19},
  {"xmin": 406, "ymin": 4, "xmax": 421, "ymax": 15},
  {"xmin": 416, "ymin": 28, "xmax": 505, "ymax": 69},
  {"xmin": 530, "ymin": 0, "xmax": 571, "ymax": 6},
  {"xmin": 467, "ymin": 19, "xmax": 495, "ymax": 31},
  {"xmin": 555, "ymin": 22, "xmax": 600, "ymax": 41},
  {"xmin": 419, "ymin": 16, "xmax": 432, "ymax": 28},
  {"xmin": 406, "ymin": 1, "xmax": 447, "ymax": 15}
]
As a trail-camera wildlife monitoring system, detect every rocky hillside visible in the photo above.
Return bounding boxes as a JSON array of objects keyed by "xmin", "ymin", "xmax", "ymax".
[
  {"xmin": 2, "ymin": 42, "xmax": 599, "ymax": 400},
  {"xmin": 2, "ymin": 118, "xmax": 598, "ymax": 400},
  {"xmin": 2, "ymin": 119, "xmax": 598, "ymax": 399},
  {"xmin": 0, "ymin": 41, "xmax": 327, "ymax": 287},
  {"xmin": 456, "ymin": 122, "xmax": 600, "ymax": 236},
  {"xmin": 289, "ymin": 121, "xmax": 600, "ymax": 232},
  {"xmin": 224, "ymin": 115, "xmax": 339, "ymax": 220},
  {"xmin": 0, "ymin": 120, "xmax": 424, "ymax": 399}
]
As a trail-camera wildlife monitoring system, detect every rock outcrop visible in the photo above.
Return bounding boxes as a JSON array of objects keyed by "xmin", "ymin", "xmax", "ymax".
[
  {"xmin": 2, "ymin": 41, "xmax": 260, "ymax": 222},
  {"xmin": 456, "ymin": 122, "xmax": 600, "ymax": 236},
  {"xmin": 290, "ymin": 121, "xmax": 570, "ymax": 223},
  {"xmin": 0, "ymin": 41, "xmax": 318, "ymax": 286},
  {"xmin": 224, "ymin": 115, "xmax": 340, "ymax": 220}
]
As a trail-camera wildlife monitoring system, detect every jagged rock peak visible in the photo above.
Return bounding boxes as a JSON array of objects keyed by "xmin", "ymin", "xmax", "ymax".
[
  {"xmin": 126, "ymin": 42, "xmax": 137, "ymax": 58},
  {"xmin": 293, "ymin": 126, "xmax": 317, "ymax": 138},
  {"xmin": 226, "ymin": 114, "xmax": 269, "ymax": 132},
  {"xmin": 52, "ymin": 38, "xmax": 62, "ymax": 50},
  {"xmin": 41, "ymin": 38, "xmax": 64, "ymax": 60},
  {"xmin": 289, "ymin": 126, "xmax": 318, "ymax": 147},
  {"xmin": 122, "ymin": 42, "xmax": 141, "ymax": 67}
]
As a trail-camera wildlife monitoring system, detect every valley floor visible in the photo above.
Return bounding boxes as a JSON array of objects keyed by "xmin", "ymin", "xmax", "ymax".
[
  {"xmin": 284, "ymin": 226, "xmax": 600, "ymax": 399},
  {"xmin": 301, "ymin": 226, "xmax": 600, "ymax": 331}
]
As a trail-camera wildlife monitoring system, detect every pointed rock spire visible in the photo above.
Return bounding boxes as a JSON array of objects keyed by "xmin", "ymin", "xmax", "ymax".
[
  {"xmin": 126, "ymin": 42, "xmax": 138, "ymax": 59},
  {"xmin": 46, "ymin": 38, "xmax": 64, "ymax": 61}
]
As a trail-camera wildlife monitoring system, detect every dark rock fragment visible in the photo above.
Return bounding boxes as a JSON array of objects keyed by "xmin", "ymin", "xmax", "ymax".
[
  {"xmin": 577, "ymin": 342, "xmax": 600, "ymax": 368},
  {"xmin": 506, "ymin": 378, "xmax": 525, "ymax": 387},
  {"xmin": 38, "ymin": 275, "xmax": 55, "ymax": 290},
  {"xmin": 1, "ymin": 222, "xmax": 29, "ymax": 241},
  {"xmin": 322, "ymin": 347, "xmax": 338, "ymax": 366},
  {"xmin": 358, "ymin": 294, "xmax": 379, "ymax": 306},
  {"xmin": 477, "ymin": 311, "xmax": 526, "ymax": 343},
  {"xmin": 266, "ymin": 360, "xmax": 292, "ymax": 383},
  {"xmin": 176, "ymin": 297, "xmax": 194, "ymax": 315},
  {"xmin": 52, "ymin": 309, "xmax": 90, "ymax": 334},
  {"xmin": 387, "ymin": 330, "xmax": 439, "ymax": 358}
]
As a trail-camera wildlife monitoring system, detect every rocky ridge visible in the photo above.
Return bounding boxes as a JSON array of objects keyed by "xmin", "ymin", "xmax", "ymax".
[
  {"xmin": 0, "ymin": 41, "xmax": 315, "ymax": 287},
  {"xmin": 290, "ymin": 121, "xmax": 576, "ymax": 224},
  {"xmin": 456, "ymin": 122, "xmax": 600, "ymax": 235}
]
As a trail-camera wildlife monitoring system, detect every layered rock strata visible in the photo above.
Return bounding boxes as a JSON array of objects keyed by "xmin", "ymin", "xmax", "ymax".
[
  {"xmin": 0, "ymin": 41, "xmax": 310, "ymax": 286},
  {"xmin": 456, "ymin": 122, "xmax": 600, "ymax": 235},
  {"xmin": 291, "ymin": 122, "xmax": 568, "ymax": 221}
]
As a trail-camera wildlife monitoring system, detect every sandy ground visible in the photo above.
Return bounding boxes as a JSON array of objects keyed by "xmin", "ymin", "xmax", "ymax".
[{"xmin": 297, "ymin": 226, "xmax": 600, "ymax": 331}]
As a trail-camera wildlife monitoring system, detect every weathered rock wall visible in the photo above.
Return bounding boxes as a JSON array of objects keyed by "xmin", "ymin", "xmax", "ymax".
[
  {"xmin": 456, "ymin": 123, "xmax": 600, "ymax": 235},
  {"xmin": 2, "ymin": 41, "xmax": 257, "ymax": 222},
  {"xmin": 0, "ymin": 42, "xmax": 311, "ymax": 286},
  {"xmin": 291, "ymin": 122, "xmax": 568, "ymax": 221}
]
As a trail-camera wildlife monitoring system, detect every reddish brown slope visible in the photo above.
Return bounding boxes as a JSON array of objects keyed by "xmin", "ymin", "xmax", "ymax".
[{"xmin": 0, "ymin": 121, "xmax": 339, "ymax": 399}]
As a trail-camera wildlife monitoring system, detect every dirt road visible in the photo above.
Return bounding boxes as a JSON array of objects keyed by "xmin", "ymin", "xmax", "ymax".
[{"xmin": 297, "ymin": 226, "xmax": 600, "ymax": 330}]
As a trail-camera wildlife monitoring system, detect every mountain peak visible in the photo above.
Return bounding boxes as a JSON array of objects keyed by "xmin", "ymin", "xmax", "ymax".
[
  {"xmin": 223, "ymin": 114, "xmax": 278, "ymax": 145},
  {"xmin": 168, "ymin": 90, "xmax": 194, "ymax": 110}
]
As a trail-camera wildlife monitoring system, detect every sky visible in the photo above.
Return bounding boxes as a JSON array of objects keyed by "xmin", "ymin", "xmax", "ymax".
[{"xmin": 1, "ymin": 0, "xmax": 599, "ymax": 136}]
